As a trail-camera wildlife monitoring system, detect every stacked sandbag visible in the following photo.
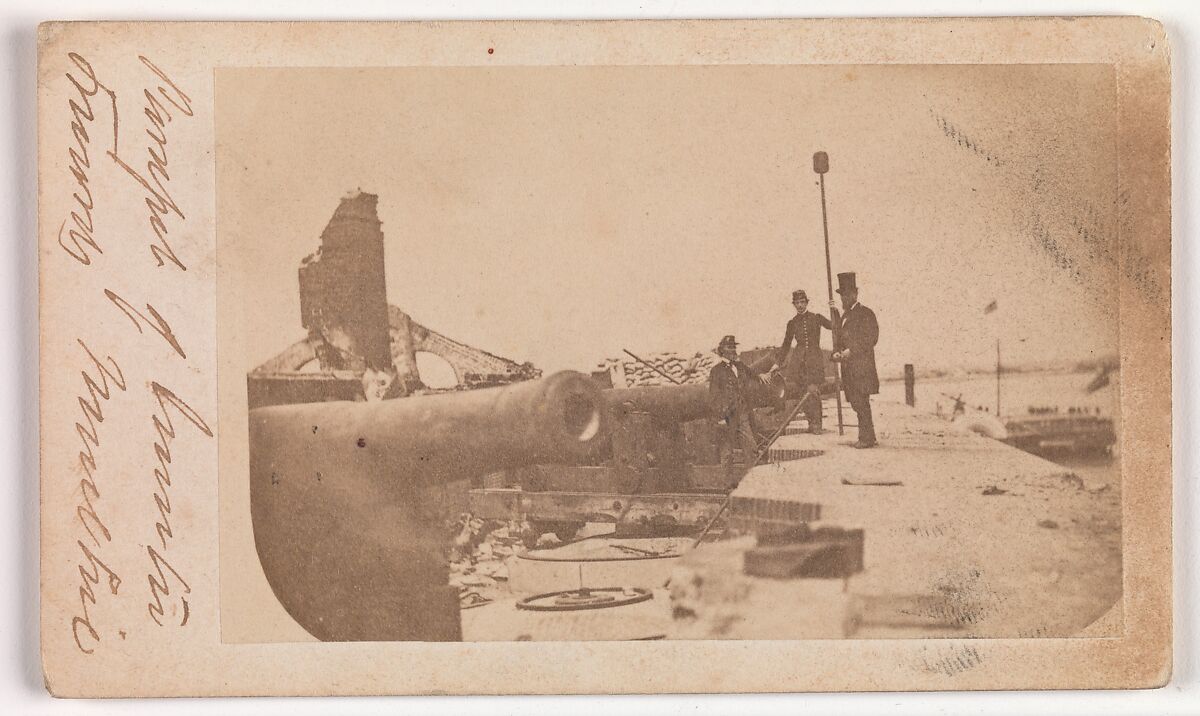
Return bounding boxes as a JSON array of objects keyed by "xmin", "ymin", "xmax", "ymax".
[{"xmin": 595, "ymin": 350, "xmax": 726, "ymax": 388}]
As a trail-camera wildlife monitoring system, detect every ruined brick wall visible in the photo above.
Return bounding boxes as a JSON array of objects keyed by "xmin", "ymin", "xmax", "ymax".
[
  {"xmin": 253, "ymin": 191, "xmax": 541, "ymax": 405},
  {"xmin": 298, "ymin": 191, "xmax": 395, "ymax": 372}
]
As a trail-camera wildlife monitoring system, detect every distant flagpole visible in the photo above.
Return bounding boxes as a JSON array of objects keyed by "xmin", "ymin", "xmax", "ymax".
[
  {"xmin": 995, "ymin": 338, "xmax": 1001, "ymax": 417},
  {"xmin": 985, "ymin": 299, "xmax": 1000, "ymax": 416}
]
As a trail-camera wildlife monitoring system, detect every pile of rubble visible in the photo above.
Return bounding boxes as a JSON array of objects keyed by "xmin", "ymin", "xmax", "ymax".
[
  {"xmin": 447, "ymin": 514, "xmax": 573, "ymax": 608},
  {"xmin": 596, "ymin": 351, "xmax": 721, "ymax": 388},
  {"xmin": 447, "ymin": 515, "xmax": 524, "ymax": 601}
]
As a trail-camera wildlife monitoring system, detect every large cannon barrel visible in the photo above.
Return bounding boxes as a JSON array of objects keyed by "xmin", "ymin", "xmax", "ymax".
[
  {"xmin": 248, "ymin": 371, "xmax": 606, "ymax": 642},
  {"xmin": 601, "ymin": 369, "xmax": 784, "ymax": 426},
  {"xmin": 602, "ymin": 383, "xmax": 712, "ymax": 423},
  {"xmin": 251, "ymin": 370, "xmax": 605, "ymax": 491}
]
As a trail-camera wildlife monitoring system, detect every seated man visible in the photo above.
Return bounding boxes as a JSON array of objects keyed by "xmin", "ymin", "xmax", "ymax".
[{"xmin": 709, "ymin": 334, "xmax": 768, "ymax": 475}]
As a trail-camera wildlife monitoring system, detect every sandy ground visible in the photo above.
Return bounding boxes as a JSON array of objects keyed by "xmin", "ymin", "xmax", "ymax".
[{"xmin": 674, "ymin": 399, "xmax": 1122, "ymax": 639}]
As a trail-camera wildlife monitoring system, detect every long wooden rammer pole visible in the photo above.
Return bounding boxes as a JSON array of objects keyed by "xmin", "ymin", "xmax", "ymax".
[{"xmin": 813, "ymin": 151, "xmax": 845, "ymax": 436}]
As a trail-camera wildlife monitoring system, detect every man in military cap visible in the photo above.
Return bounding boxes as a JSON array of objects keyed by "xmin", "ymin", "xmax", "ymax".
[
  {"xmin": 709, "ymin": 335, "xmax": 764, "ymax": 474},
  {"xmin": 831, "ymin": 272, "xmax": 880, "ymax": 448},
  {"xmin": 771, "ymin": 289, "xmax": 833, "ymax": 434}
]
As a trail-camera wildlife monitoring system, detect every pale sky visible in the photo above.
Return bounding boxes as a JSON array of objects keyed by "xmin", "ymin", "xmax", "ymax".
[{"xmin": 217, "ymin": 64, "xmax": 1119, "ymax": 376}]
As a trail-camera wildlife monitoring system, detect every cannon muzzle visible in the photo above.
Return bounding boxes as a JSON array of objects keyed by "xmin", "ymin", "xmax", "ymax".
[{"xmin": 248, "ymin": 371, "xmax": 606, "ymax": 641}]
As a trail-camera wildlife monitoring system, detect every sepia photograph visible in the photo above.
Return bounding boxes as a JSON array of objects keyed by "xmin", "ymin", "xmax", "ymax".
[
  {"xmin": 220, "ymin": 62, "xmax": 1126, "ymax": 644},
  {"xmin": 34, "ymin": 16, "xmax": 1174, "ymax": 698}
]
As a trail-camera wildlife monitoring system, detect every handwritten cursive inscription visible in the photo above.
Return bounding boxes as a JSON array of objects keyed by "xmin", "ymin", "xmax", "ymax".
[
  {"xmin": 72, "ymin": 540, "xmax": 123, "ymax": 655},
  {"xmin": 144, "ymin": 381, "xmax": 212, "ymax": 625},
  {"xmin": 106, "ymin": 56, "xmax": 194, "ymax": 271},
  {"xmin": 146, "ymin": 545, "xmax": 191, "ymax": 628},
  {"xmin": 147, "ymin": 381, "xmax": 213, "ymax": 548},
  {"xmin": 54, "ymin": 52, "xmax": 207, "ymax": 656},
  {"xmin": 68, "ymin": 340, "xmax": 126, "ymax": 654},
  {"xmin": 104, "ymin": 289, "xmax": 187, "ymax": 359},
  {"xmin": 56, "ymin": 53, "xmax": 118, "ymax": 266}
]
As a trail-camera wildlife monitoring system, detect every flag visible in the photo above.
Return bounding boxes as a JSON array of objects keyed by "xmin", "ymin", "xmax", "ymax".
[
  {"xmin": 983, "ymin": 299, "xmax": 998, "ymax": 314},
  {"xmin": 1086, "ymin": 365, "xmax": 1113, "ymax": 394}
]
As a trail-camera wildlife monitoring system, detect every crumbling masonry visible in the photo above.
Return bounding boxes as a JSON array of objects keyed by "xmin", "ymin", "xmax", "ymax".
[{"xmin": 248, "ymin": 191, "xmax": 539, "ymax": 409}]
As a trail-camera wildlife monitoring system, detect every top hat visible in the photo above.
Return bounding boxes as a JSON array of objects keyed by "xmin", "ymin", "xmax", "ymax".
[
  {"xmin": 835, "ymin": 272, "xmax": 858, "ymax": 295},
  {"xmin": 717, "ymin": 335, "xmax": 739, "ymax": 351},
  {"xmin": 792, "ymin": 289, "xmax": 809, "ymax": 302}
]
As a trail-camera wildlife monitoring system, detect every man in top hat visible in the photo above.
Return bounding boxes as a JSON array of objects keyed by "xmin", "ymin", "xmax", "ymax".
[
  {"xmin": 771, "ymin": 289, "xmax": 834, "ymax": 434},
  {"xmin": 708, "ymin": 334, "xmax": 764, "ymax": 474},
  {"xmin": 831, "ymin": 272, "xmax": 880, "ymax": 448}
]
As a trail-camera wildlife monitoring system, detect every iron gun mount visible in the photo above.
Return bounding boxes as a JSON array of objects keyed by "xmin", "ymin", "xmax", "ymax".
[
  {"xmin": 469, "ymin": 382, "xmax": 776, "ymax": 538},
  {"xmin": 248, "ymin": 370, "xmax": 606, "ymax": 641}
]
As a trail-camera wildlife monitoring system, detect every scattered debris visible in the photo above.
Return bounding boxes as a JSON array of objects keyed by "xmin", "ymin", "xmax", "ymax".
[
  {"xmin": 535, "ymin": 533, "xmax": 563, "ymax": 548},
  {"xmin": 612, "ymin": 543, "xmax": 673, "ymax": 557},
  {"xmin": 1059, "ymin": 473, "xmax": 1086, "ymax": 491},
  {"xmin": 459, "ymin": 591, "xmax": 493, "ymax": 609},
  {"xmin": 474, "ymin": 560, "xmax": 508, "ymax": 579},
  {"xmin": 446, "ymin": 513, "xmax": 536, "ymax": 603},
  {"xmin": 841, "ymin": 478, "xmax": 903, "ymax": 487}
]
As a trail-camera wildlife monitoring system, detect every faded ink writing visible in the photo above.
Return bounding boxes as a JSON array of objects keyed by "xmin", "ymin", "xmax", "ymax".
[
  {"xmin": 67, "ymin": 340, "xmax": 126, "ymax": 654},
  {"xmin": 56, "ymin": 53, "xmax": 118, "ymax": 266},
  {"xmin": 106, "ymin": 56, "xmax": 194, "ymax": 271},
  {"xmin": 144, "ymin": 381, "xmax": 211, "ymax": 622}
]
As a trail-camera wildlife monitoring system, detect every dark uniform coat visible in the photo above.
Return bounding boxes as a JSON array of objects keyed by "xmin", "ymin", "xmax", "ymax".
[
  {"xmin": 836, "ymin": 303, "xmax": 880, "ymax": 396},
  {"xmin": 778, "ymin": 311, "xmax": 832, "ymax": 387},
  {"xmin": 708, "ymin": 359, "xmax": 759, "ymax": 425}
]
